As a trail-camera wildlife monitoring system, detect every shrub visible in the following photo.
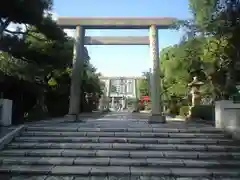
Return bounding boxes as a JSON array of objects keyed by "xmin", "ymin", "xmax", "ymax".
[
  {"xmin": 169, "ymin": 103, "xmax": 179, "ymax": 115},
  {"xmin": 179, "ymin": 106, "xmax": 190, "ymax": 117},
  {"xmin": 145, "ymin": 103, "xmax": 151, "ymax": 110},
  {"xmin": 138, "ymin": 103, "xmax": 145, "ymax": 111},
  {"xmin": 190, "ymin": 105, "xmax": 215, "ymax": 120}
]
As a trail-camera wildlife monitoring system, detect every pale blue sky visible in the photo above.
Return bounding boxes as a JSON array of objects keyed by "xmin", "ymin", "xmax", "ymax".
[{"xmin": 53, "ymin": 0, "xmax": 192, "ymax": 77}]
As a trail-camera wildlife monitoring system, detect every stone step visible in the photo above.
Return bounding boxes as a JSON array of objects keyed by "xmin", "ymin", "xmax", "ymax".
[
  {"xmin": 0, "ymin": 175, "xmax": 226, "ymax": 180},
  {"xmin": 3, "ymin": 175, "xmax": 240, "ymax": 180},
  {"xmin": 7, "ymin": 142, "xmax": 240, "ymax": 152},
  {"xmin": 0, "ymin": 164, "xmax": 239, "ymax": 177},
  {"xmin": 28, "ymin": 123, "xmax": 214, "ymax": 129},
  {"xmin": 1, "ymin": 149, "xmax": 240, "ymax": 160},
  {"xmin": 21, "ymin": 131, "xmax": 230, "ymax": 139},
  {"xmin": 14, "ymin": 136, "xmax": 237, "ymax": 145},
  {"xmin": 0, "ymin": 156, "xmax": 240, "ymax": 168},
  {"xmin": 26, "ymin": 126, "xmax": 223, "ymax": 133}
]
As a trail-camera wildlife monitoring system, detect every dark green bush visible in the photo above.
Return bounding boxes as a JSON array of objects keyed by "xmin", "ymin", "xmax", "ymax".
[
  {"xmin": 179, "ymin": 106, "xmax": 189, "ymax": 117},
  {"xmin": 168, "ymin": 104, "xmax": 179, "ymax": 115},
  {"xmin": 145, "ymin": 103, "xmax": 151, "ymax": 110},
  {"xmin": 190, "ymin": 105, "xmax": 215, "ymax": 120}
]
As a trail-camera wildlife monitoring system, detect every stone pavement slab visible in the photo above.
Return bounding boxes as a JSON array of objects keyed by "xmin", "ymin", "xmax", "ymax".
[
  {"xmin": 50, "ymin": 143, "xmax": 82, "ymax": 149},
  {"xmin": 51, "ymin": 166, "xmax": 92, "ymax": 175},
  {"xmin": 62, "ymin": 150, "xmax": 96, "ymax": 157},
  {"xmin": 80, "ymin": 143, "xmax": 112, "ymax": 149},
  {"xmin": 90, "ymin": 166, "xmax": 130, "ymax": 176},
  {"xmin": 0, "ymin": 156, "xmax": 41, "ymax": 165},
  {"xmin": 146, "ymin": 158, "xmax": 184, "ymax": 167},
  {"xmin": 112, "ymin": 143, "xmax": 144, "ymax": 150},
  {"xmin": 129, "ymin": 151, "xmax": 164, "ymax": 158},
  {"xmin": 109, "ymin": 158, "xmax": 147, "ymax": 166},
  {"xmin": 182, "ymin": 159, "xmax": 220, "ymax": 168},
  {"xmin": 170, "ymin": 168, "xmax": 211, "ymax": 177},
  {"xmin": 175, "ymin": 144, "xmax": 206, "ymax": 151},
  {"xmin": 28, "ymin": 149, "xmax": 64, "ymax": 156},
  {"xmin": 114, "ymin": 132, "xmax": 141, "ymax": 137},
  {"xmin": 96, "ymin": 150, "xmax": 129, "ymax": 157},
  {"xmin": 45, "ymin": 176, "xmax": 74, "ymax": 180},
  {"xmin": 74, "ymin": 157, "xmax": 110, "ymax": 166},
  {"xmin": 10, "ymin": 175, "xmax": 48, "ymax": 180},
  {"xmin": 163, "ymin": 151, "xmax": 199, "ymax": 159},
  {"xmin": 38, "ymin": 157, "xmax": 75, "ymax": 165},
  {"xmin": 130, "ymin": 167, "xmax": 171, "ymax": 176},
  {"xmin": 0, "ymin": 164, "xmax": 54, "ymax": 173},
  {"xmin": 0, "ymin": 149, "xmax": 30, "ymax": 156}
]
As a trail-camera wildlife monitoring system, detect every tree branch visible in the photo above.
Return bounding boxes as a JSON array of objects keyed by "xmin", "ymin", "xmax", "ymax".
[
  {"xmin": 160, "ymin": 85, "xmax": 174, "ymax": 96},
  {"xmin": 4, "ymin": 29, "xmax": 46, "ymax": 41}
]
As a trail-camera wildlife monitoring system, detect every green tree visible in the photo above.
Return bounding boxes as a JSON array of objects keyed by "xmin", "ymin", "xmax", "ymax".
[
  {"xmin": 187, "ymin": 0, "xmax": 240, "ymax": 99},
  {"xmin": 138, "ymin": 72, "xmax": 151, "ymax": 96},
  {"xmin": 0, "ymin": 0, "xmax": 65, "ymax": 39},
  {"xmin": 188, "ymin": 0, "xmax": 217, "ymax": 32},
  {"xmin": 0, "ymin": 0, "xmax": 103, "ymax": 122},
  {"xmin": 160, "ymin": 37, "xmax": 207, "ymax": 98}
]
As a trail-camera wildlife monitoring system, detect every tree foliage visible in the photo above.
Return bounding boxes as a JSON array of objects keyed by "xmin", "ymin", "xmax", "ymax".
[
  {"xmin": 137, "ymin": 0, "xmax": 240, "ymax": 105},
  {"xmin": 138, "ymin": 72, "xmax": 150, "ymax": 96},
  {"xmin": 188, "ymin": 0, "xmax": 217, "ymax": 30},
  {"xmin": 188, "ymin": 0, "xmax": 240, "ymax": 98},
  {"xmin": 0, "ymin": 0, "xmax": 102, "ymax": 123}
]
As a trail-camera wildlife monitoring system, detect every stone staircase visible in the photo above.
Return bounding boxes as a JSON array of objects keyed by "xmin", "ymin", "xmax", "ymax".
[{"xmin": 0, "ymin": 119, "xmax": 240, "ymax": 179}]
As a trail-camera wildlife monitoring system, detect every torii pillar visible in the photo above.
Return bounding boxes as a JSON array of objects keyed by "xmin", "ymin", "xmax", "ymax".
[
  {"xmin": 148, "ymin": 25, "xmax": 166, "ymax": 123},
  {"xmin": 68, "ymin": 26, "xmax": 85, "ymax": 116}
]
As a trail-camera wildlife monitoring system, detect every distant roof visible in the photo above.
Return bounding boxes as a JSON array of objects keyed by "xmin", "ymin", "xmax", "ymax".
[{"xmin": 57, "ymin": 17, "xmax": 178, "ymax": 29}]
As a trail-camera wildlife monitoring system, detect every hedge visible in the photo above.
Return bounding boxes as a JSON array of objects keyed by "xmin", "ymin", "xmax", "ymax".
[
  {"xmin": 179, "ymin": 106, "xmax": 189, "ymax": 117},
  {"xmin": 179, "ymin": 105, "xmax": 215, "ymax": 121},
  {"xmin": 190, "ymin": 105, "xmax": 215, "ymax": 120}
]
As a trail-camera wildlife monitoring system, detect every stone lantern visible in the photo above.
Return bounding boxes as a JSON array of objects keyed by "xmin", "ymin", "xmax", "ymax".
[
  {"xmin": 187, "ymin": 76, "xmax": 204, "ymax": 118},
  {"xmin": 99, "ymin": 95, "xmax": 105, "ymax": 112},
  {"xmin": 85, "ymin": 93, "xmax": 90, "ymax": 104},
  {"xmin": 188, "ymin": 76, "xmax": 204, "ymax": 106}
]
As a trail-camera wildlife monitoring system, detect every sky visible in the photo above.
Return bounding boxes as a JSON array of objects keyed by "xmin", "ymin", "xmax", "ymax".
[{"xmin": 53, "ymin": 0, "xmax": 192, "ymax": 77}]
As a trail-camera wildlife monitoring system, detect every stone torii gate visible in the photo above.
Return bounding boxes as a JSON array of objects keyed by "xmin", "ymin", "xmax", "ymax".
[{"xmin": 57, "ymin": 17, "xmax": 176, "ymax": 123}]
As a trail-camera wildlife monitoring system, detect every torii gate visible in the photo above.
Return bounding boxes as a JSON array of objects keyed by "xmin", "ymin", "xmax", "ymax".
[{"xmin": 57, "ymin": 17, "xmax": 177, "ymax": 123}]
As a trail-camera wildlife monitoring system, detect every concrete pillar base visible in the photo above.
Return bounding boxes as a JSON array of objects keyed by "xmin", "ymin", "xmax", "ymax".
[{"xmin": 148, "ymin": 114, "xmax": 166, "ymax": 124}]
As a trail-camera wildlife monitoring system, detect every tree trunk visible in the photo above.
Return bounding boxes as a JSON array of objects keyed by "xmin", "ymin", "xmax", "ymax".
[{"xmin": 0, "ymin": 18, "xmax": 10, "ymax": 39}]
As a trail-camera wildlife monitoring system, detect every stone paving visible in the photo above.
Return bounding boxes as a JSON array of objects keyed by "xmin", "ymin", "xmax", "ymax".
[{"xmin": 0, "ymin": 112, "xmax": 240, "ymax": 179}]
